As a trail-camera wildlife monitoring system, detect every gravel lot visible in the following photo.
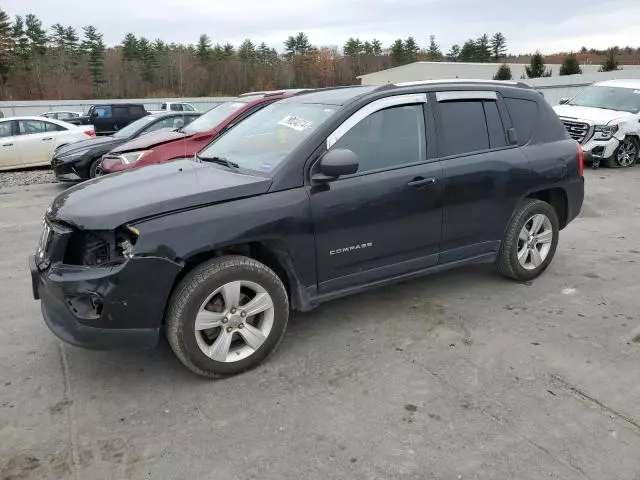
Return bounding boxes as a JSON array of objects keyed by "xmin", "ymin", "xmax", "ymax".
[
  {"xmin": 0, "ymin": 168, "xmax": 56, "ymax": 189},
  {"xmin": 1, "ymin": 170, "xmax": 639, "ymax": 480}
]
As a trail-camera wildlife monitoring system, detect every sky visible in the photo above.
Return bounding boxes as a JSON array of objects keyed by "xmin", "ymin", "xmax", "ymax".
[{"xmin": 3, "ymin": 0, "xmax": 640, "ymax": 55}]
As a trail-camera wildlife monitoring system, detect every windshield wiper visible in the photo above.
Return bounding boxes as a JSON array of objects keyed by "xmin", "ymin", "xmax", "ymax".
[{"xmin": 196, "ymin": 153, "xmax": 240, "ymax": 170}]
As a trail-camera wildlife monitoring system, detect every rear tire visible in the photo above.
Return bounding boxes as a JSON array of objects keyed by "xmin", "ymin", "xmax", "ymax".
[
  {"xmin": 166, "ymin": 256, "xmax": 289, "ymax": 378},
  {"xmin": 604, "ymin": 137, "xmax": 638, "ymax": 168},
  {"xmin": 496, "ymin": 198, "xmax": 559, "ymax": 282}
]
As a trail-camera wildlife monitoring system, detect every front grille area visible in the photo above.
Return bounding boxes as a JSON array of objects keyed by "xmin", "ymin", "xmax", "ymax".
[{"xmin": 560, "ymin": 119, "xmax": 592, "ymax": 144}]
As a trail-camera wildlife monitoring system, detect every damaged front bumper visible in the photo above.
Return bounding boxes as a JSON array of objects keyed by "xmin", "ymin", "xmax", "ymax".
[{"xmin": 29, "ymin": 227, "xmax": 182, "ymax": 349}]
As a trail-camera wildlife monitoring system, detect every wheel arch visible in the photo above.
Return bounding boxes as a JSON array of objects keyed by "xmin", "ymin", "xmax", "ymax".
[
  {"xmin": 525, "ymin": 187, "xmax": 568, "ymax": 229},
  {"xmin": 169, "ymin": 240, "xmax": 308, "ymax": 317}
]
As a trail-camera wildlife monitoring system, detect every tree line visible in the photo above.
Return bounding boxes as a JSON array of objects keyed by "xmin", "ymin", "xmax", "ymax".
[{"xmin": 0, "ymin": 9, "xmax": 636, "ymax": 101}]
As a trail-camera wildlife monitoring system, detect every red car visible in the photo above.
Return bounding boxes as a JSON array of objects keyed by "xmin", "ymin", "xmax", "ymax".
[{"xmin": 100, "ymin": 91, "xmax": 300, "ymax": 174}]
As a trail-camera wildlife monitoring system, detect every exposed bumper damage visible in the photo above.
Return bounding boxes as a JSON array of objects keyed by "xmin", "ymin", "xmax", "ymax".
[{"xmin": 30, "ymin": 231, "xmax": 182, "ymax": 349}]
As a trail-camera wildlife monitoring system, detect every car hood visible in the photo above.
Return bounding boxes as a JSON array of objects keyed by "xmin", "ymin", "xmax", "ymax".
[
  {"xmin": 109, "ymin": 130, "xmax": 189, "ymax": 154},
  {"xmin": 553, "ymin": 104, "xmax": 634, "ymax": 125},
  {"xmin": 55, "ymin": 136, "xmax": 125, "ymax": 157},
  {"xmin": 47, "ymin": 159, "xmax": 272, "ymax": 230}
]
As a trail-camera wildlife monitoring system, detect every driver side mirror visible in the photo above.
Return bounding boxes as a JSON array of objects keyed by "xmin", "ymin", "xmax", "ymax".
[
  {"xmin": 559, "ymin": 98, "xmax": 569, "ymax": 105},
  {"xmin": 312, "ymin": 148, "xmax": 359, "ymax": 182}
]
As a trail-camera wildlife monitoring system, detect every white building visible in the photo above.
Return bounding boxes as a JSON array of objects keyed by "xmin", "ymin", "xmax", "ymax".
[{"xmin": 357, "ymin": 61, "xmax": 640, "ymax": 85}]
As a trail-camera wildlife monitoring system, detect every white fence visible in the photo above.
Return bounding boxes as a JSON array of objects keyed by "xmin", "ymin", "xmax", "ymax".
[{"xmin": 0, "ymin": 97, "xmax": 234, "ymax": 117}]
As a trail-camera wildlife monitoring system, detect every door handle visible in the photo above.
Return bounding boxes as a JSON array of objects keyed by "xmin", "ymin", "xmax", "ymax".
[
  {"xmin": 407, "ymin": 177, "xmax": 436, "ymax": 190},
  {"xmin": 42, "ymin": 137, "xmax": 53, "ymax": 141},
  {"xmin": 2, "ymin": 143, "xmax": 13, "ymax": 147}
]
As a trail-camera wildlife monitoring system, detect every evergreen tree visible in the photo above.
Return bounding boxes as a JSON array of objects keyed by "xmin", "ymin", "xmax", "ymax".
[
  {"xmin": 446, "ymin": 44, "xmax": 460, "ymax": 61},
  {"xmin": 459, "ymin": 39, "xmax": 477, "ymax": 62},
  {"xmin": 25, "ymin": 14, "xmax": 47, "ymax": 56},
  {"xmin": 11, "ymin": 16, "xmax": 30, "ymax": 63},
  {"xmin": 81, "ymin": 25, "xmax": 106, "ymax": 88},
  {"xmin": 599, "ymin": 48, "xmax": 620, "ymax": 72},
  {"xmin": 343, "ymin": 37, "xmax": 363, "ymax": 57},
  {"xmin": 525, "ymin": 51, "xmax": 552, "ymax": 78},
  {"xmin": 64, "ymin": 27, "xmax": 80, "ymax": 60},
  {"xmin": 256, "ymin": 42, "xmax": 277, "ymax": 65},
  {"xmin": 362, "ymin": 41, "xmax": 373, "ymax": 55},
  {"xmin": 425, "ymin": 35, "xmax": 442, "ymax": 60},
  {"xmin": 285, "ymin": 32, "xmax": 312, "ymax": 56},
  {"xmin": 493, "ymin": 63, "xmax": 512, "ymax": 80},
  {"xmin": 122, "ymin": 33, "xmax": 139, "ymax": 61},
  {"xmin": 212, "ymin": 43, "xmax": 224, "ymax": 60},
  {"xmin": 371, "ymin": 39, "xmax": 382, "ymax": 55},
  {"xmin": 559, "ymin": 52, "xmax": 582, "ymax": 75},
  {"xmin": 222, "ymin": 42, "xmax": 235, "ymax": 58},
  {"xmin": 476, "ymin": 34, "xmax": 491, "ymax": 62},
  {"xmin": 490, "ymin": 32, "xmax": 507, "ymax": 61},
  {"xmin": 0, "ymin": 10, "xmax": 11, "ymax": 87},
  {"xmin": 238, "ymin": 39, "xmax": 256, "ymax": 61},
  {"xmin": 136, "ymin": 37, "xmax": 157, "ymax": 82},
  {"xmin": 404, "ymin": 36, "xmax": 419, "ymax": 63},
  {"xmin": 196, "ymin": 34, "xmax": 212, "ymax": 62},
  {"xmin": 389, "ymin": 39, "xmax": 406, "ymax": 66}
]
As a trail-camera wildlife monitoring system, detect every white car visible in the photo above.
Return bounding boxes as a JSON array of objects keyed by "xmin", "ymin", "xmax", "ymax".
[
  {"xmin": 40, "ymin": 111, "xmax": 84, "ymax": 121},
  {"xmin": 554, "ymin": 79, "xmax": 640, "ymax": 168},
  {"xmin": 148, "ymin": 102, "xmax": 198, "ymax": 113},
  {"xmin": 0, "ymin": 116, "xmax": 95, "ymax": 171}
]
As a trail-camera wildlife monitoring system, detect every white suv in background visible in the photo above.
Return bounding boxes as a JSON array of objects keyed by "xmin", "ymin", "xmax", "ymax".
[{"xmin": 553, "ymin": 79, "xmax": 640, "ymax": 168}]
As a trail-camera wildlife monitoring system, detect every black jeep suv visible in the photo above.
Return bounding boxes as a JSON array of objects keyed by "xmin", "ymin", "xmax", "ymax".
[{"xmin": 30, "ymin": 81, "xmax": 584, "ymax": 377}]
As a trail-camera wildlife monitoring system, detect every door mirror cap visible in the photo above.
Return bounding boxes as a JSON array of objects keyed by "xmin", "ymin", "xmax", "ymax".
[
  {"xmin": 313, "ymin": 148, "xmax": 359, "ymax": 181},
  {"xmin": 559, "ymin": 97, "xmax": 569, "ymax": 105}
]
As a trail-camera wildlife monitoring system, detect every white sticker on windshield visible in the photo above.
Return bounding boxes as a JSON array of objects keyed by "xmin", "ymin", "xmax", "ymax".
[{"xmin": 278, "ymin": 115, "xmax": 312, "ymax": 131}]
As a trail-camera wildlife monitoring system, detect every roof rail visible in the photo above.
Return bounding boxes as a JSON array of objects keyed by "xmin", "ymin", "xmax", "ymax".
[
  {"xmin": 238, "ymin": 88, "xmax": 311, "ymax": 97},
  {"xmin": 394, "ymin": 79, "xmax": 532, "ymax": 89}
]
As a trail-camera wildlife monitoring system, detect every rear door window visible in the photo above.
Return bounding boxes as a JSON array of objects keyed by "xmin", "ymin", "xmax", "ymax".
[
  {"xmin": 170, "ymin": 104, "xmax": 182, "ymax": 111},
  {"xmin": 129, "ymin": 105, "xmax": 146, "ymax": 116},
  {"xmin": 113, "ymin": 106, "xmax": 129, "ymax": 118},
  {"xmin": 44, "ymin": 122, "xmax": 66, "ymax": 132},
  {"xmin": 18, "ymin": 120, "xmax": 48, "ymax": 135},
  {"xmin": 438, "ymin": 101, "xmax": 489, "ymax": 156}
]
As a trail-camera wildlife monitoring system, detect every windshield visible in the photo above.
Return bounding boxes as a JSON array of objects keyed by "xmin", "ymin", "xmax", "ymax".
[
  {"xmin": 113, "ymin": 115, "xmax": 158, "ymax": 138},
  {"xmin": 182, "ymin": 101, "xmax": 247, "ymax": 134},
  {"xmin": 198, "ymin": 102, "xmax": 337, "ymax": 173},
  {"xmin": 569, "ymin": 85, "xmax": 640, "ymax": 113}
]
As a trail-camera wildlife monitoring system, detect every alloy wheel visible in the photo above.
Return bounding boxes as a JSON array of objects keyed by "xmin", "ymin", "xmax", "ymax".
[
  {"xmin": 194, "ymin": 280, "xmax": 275, "ymax": 362},
  {"xmin": 617, "ymin": 139, "xmax": 637, "ymax": 167},
  {"xmin": 516, "ymin": 214, "xmax": 554, "ymax": 270}
]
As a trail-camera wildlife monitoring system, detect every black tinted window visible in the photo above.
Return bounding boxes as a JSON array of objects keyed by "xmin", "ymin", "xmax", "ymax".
[
  {"xmin": 113, "ymin": 106, "xmax": 129, "ymax": 117},
  {"xmin": 484, "ymin": 101, "xmax": 506, "ymax": 148},
  {"xmin": 504, "ymin": 98, "xmax": 537, "ymax": 145},
  {"xmin": 332, "ymin": 104, "xmax": 426, "ymax": 173},
  {"xmin": 130, "ymin": 105, "xmax": 145, "ymax": 116},
  {"xmin": 438, "ymin": 101, "xmax": 489, "ymax": 156}
]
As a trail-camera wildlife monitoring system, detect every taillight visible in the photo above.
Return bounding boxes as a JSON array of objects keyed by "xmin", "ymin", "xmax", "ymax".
[
  {"xmin": 84, "ymin": 129, "xmax": 96, "ymax": 137},
  {"xmin": 577, "ymin": 143, "xmax": 584, "ymax": 177}
]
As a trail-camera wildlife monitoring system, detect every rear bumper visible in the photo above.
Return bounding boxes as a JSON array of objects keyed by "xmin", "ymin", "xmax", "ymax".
[{"xmin": 30, "ymin": 253, "xmax": 181, "ymax": 350}]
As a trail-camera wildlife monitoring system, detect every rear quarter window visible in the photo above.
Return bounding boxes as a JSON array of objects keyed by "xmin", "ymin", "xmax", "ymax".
[
  {"xmin": 504, "ymin": 98, "xmax": 538, "ymax": 146},
  {"xmin": 129, "ymin": 106, "xmax": 146, "ymax": 116}
]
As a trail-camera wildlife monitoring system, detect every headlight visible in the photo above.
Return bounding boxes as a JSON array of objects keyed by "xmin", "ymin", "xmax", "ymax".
[
  {"xmin": 594, "ymin": 124, "xmax": 619, "ymax": 139},
  {"xmin": 119, "ymin": 150, "xmax": 153, "ymax": 164}
]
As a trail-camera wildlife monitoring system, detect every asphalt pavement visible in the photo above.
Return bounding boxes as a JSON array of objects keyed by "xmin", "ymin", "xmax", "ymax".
[{"xmin": 1, "ymin": 169, "xmax": 639, "ymax": 480}]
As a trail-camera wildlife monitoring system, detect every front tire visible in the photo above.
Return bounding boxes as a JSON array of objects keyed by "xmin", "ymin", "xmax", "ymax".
[
  {"xmin": 496, "ymin": 198, "xmax": 559, "ymax": 282},
  {"xmin": 88, "ymin": 158, "xmax": 104, "ymax": 178},
  {"xmin": 166, "ymin": 256, "xmax": 289, "ymax": 378},
  {"xmin": 604, "ymin": 137, "xmax": 638, "ymax": 168}
]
